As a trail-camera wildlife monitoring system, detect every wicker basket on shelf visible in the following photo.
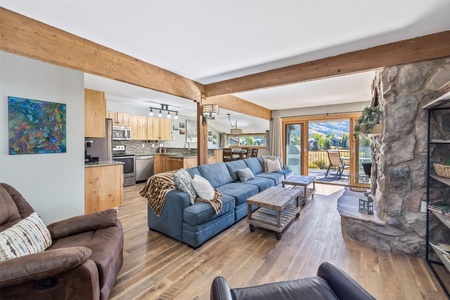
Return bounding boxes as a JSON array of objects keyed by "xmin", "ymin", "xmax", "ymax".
[{"xmin": 434, "ymin": 164, "xmax": 450, "ymax": 178}]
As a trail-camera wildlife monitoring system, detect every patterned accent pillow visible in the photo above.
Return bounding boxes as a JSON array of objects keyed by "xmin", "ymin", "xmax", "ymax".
[
  {"xmin": 237, "ymin": 167, "xmax": 255, "ymax": 182},
  {"xmin": 0, "ymin": 212, "xmax": 52, "ymax": 261},
  {"xmin": 173, "ymin": 168, "xmax": 197, "ymax": 205}
]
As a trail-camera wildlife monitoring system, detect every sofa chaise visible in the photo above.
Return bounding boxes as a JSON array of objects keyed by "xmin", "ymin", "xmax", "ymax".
[{"xmin": 148, "ymin": 157, "xmax": 292, "ymax": 248}]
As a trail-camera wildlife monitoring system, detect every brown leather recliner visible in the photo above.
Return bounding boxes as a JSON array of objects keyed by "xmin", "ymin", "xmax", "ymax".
[{"xmin": 0, "ymin": 183, "xmax": 124, "ymax": 300}]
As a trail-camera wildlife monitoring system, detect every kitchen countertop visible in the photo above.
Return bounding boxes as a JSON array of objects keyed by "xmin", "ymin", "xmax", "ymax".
[{"xmin": 85, "ymin": 161, "xmax": 124, "ymax": 168}]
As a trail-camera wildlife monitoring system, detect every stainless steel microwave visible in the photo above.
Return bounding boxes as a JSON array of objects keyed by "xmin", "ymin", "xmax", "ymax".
[{"xmin": 112, "ymin": 125, "xmax": 131, "ymax": 140}]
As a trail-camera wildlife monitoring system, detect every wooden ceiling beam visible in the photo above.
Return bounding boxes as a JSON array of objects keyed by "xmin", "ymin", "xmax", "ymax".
[
  {"xmin": 205, "ymin": 31, "xmax": 450, "ymax": 97},
  {"xmin": 203, "ymin": 95, "xmax": 271, "ymax": 120},
  {"xmin": 0, "ymin": 7, "xmax": 204, "ymax": 102}
]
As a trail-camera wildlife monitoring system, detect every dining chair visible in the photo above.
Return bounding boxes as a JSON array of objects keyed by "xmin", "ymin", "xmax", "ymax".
[
  {"xmin": 325, "ymin": 150, "xmax": 349, "ymax": 179},
  {"xmin": 223, "ymin": 148, "xmax": 234, "ymax": 162},
  {"xmin": 242, "ymin": 148, "xmax": 251, "ymax": 159},
  {"xmin": 251, "ymin": 148, "xmax": 258, "ymax": 157}
]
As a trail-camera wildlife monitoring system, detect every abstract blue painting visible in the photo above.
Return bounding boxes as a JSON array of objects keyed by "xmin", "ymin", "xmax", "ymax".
[{"xmin": 8, "ymin": 96, "xmax": 66, "ymax": 155}]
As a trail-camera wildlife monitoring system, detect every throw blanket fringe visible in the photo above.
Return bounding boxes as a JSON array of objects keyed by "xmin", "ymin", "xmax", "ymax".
[
  {"xmin": 139, "ymin": 171, "xmax": 177, "ymax": 217},
  {"xmin": 140, "ymin": 171, "xmax": 223, "ymax": 216},
  {"xmin": 195, "ymin": 189, "xmax": 222, "ymax": 214}
]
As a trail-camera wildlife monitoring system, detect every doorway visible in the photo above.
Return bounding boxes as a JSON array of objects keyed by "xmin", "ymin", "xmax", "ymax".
[{"xmin": 282, "ymin": 113, "xmax": 362, "ymax": 183}]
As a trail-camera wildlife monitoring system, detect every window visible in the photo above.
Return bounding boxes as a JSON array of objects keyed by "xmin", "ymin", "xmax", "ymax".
[{"xmin": 225, "ymin": 134, "xmax": 266, "ymax": 147}]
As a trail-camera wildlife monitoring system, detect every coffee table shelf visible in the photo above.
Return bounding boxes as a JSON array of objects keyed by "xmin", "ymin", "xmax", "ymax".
[
  {"xmin": 282, "ymin": 175, "xmax": 316, "ymax": 206},
  {"xmin": 247, "ymin": 186, "xmax": 301, "ymax": 240}
]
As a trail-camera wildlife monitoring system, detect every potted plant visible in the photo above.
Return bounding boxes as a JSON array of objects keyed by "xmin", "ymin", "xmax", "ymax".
[{"xmin": 354, "ymin": 105, "xmax": 383, "ymax": 137}]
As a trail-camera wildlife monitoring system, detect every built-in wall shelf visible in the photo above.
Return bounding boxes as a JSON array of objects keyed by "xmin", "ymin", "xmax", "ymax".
[{"xmin": 430, "ymin": 174, "xmax": 450, "ymax": 186}]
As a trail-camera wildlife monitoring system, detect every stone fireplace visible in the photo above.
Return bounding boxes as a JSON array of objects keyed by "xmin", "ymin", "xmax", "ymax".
[{"xmin": 341, "ymin": 57, "xmax": 450, "ymax": 255}]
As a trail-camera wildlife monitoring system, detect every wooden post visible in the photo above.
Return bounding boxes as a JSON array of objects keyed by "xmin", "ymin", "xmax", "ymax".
[{"xmin": 197, "ymin": 100, "xmax": 208, "ymax": 166}]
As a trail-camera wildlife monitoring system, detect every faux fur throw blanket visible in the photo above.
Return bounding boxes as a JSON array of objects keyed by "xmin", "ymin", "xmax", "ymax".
[
  {"xmin": 140, "ymin": 171, "xmax": 177, "ymax": 217},
  {"xmin": 140, "ymin": 171, "xmax": 222, "ymax": 217}
]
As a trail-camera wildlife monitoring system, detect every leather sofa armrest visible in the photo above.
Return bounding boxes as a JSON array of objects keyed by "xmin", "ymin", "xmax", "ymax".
[
  {"xmin": 47, "ymin": 209, "xmax": 117, "ymax": 239},
  {"xmin": 317, "ymin": 262, "xmax": 375, "ymax": 300},
  {"xmin": 210, "ymin": 276, "xmax": 233, "ymax": 300},
  {"xmin": 0, "ymin": 246, "xmax": 92, "ymax": 288}
]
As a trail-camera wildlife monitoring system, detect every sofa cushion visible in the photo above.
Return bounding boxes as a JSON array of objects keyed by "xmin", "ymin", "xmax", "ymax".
[
  {"xmin": 217, "ymin": 183, "xmax": 259, "ymax": 206},
  {"xmin": 241, "ymin": 177, "xmax": 274, "ymax": 191},
  {"xmin": 192, "ymin": 175, "xmax": 215, "ymax": 200},
  {"xmin": 244, "ymin": 158, "xmax": 264, "ymax": 175},
  {"xmin": 197, "ymin": 163, "xmax": 234, "ymax": 188},
  {"xmin": 183, "ymin": 194, "xmax": 235, "ymax": 227},
  {"xmin": 174, "ymin": 168, "xmax": 197, "ymax": 205},
  {"xmin": 0, "ymin": 212, "xmax": 52, "ymax": 261},
  {"xmin": 278, "ymin": 169, "xmax": 293, "ymax": 179},
  {"xmin": 237, "ymin": 168, "xmax": 255, "ymax": 182},
  {"xmin": 225, "ymin": 160, "xmax": 248, "ymax": 181},
  {"xmin": 256, "ymin": 173, "xmax": 285, "ymax": 185},
  {"xmin": 186, "ymin": 167, "xmax": 201, "ymax": 178}
]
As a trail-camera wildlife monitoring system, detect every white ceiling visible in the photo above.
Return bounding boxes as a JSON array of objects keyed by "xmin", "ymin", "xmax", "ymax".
[{"xmin": 2, "ymin": 0, "xmax": 450, "ymax": 132}]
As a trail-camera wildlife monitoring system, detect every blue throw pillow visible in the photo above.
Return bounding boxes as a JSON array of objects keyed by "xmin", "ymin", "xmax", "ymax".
[
  {"xmin": 174, "ymin": 168, "xmax": 197, "ymax": 205},
  {"xmin": 236, "ymin": 167, "xmax": 255, "ymax": 182}
]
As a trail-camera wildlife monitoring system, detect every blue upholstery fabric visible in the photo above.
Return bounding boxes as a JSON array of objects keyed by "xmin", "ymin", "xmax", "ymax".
[
  {"xmin": 183, "ymin": 194, "xmax": 235, "ymax": 226},
  {"xmin": 278, "ymin": 169, "xmax": 293, "ymax": 179},
  {"xmin": 217, "ymin": 182, "xmax": 259, "ymax": 206},
  {"xmin": 244, "ymin": 158, "xmax": 264, "ymax": 175},
  {"xmin": 234, "ymin": 203, "xmax": 258, "ymax": 222},
  {"xmin": 148, "ymin": 190, "xmax": 190, "ymax": 242},
  {"xmin": 183, "ymin": 211, "xmax": 235, "ymax": 248},
  {"xmin": 241, "ymin": 177, "xmax": 274, "ymax": 191},
  {"xmin": 197, "ymin": 163, "xmax": 234, "ymax": 188},
  {"xmin": 186, "ymin": 167, "xmax": 201, "ymax": 177},
  {"xmin": 225, "ymin": 160, "xmax": 248, "ymax": 181},
  {"xmin": 256, "ymin": 172, "xmax": 285, "ymax": 185}
]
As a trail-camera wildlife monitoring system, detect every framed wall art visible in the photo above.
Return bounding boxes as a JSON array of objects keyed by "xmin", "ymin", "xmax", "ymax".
[{"xmin": 8, "ymin": 96, "xmax": 66, "ymax": 155}]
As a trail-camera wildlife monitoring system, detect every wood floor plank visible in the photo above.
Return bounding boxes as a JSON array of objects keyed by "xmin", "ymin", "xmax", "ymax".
[{"xmin": 110, "ymin": 183, "xmax": 448, "ymax": 300}]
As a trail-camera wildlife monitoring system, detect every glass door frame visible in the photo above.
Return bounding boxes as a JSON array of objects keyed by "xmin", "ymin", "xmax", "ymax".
[{"xmin": 282, "ymin": 113, "xmax": 361, "ymax": 176}]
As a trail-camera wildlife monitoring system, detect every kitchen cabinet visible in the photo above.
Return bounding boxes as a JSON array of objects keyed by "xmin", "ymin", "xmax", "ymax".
[
  {"xmin": 84, "ymin": 89, "xmax": 106, "ymax": 137},
  {"xmin": 154, "ymin": 154, "xmax": 165, "ymax": 174},
  {"xmin": 85, "ymin": 163, "xmax": 123, "ymax": 214},
  {"xmin": 424, "ymin": 84, "xmax": 450, "ymax": 298},
  {"xmin": 148, "ymin": 117, "xmax": 172, "ymax": 140},
  {"xmin": 117, "ymin": 113, "xmax": 130, "ymax": 126},
  {"xmin": 106, "ymin": 111, "xmax": 118, "ymax": 123},
  {"xmin": 129, "ymin": 115, "xmax": 148, "ymax": 140}
]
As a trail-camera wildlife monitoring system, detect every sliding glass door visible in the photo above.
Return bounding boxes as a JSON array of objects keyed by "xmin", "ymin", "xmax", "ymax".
[{"xmin": 284, "ymin": 123, "xmax": 304, "ymax": 175}]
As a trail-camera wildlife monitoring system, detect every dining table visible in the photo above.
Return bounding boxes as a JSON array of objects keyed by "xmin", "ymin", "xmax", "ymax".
[{"xmin": 231, "ymin": 149, "xmax": 248, "ymax": 160}]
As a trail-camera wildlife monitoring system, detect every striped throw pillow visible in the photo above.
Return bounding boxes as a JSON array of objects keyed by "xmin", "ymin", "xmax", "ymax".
[{"xmin": 0, "ymin": 212, "xmax": 52, "ymax": 261}]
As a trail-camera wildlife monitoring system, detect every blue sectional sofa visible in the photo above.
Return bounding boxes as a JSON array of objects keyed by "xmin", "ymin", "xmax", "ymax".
[{"xmin": 147, "ymin": 157, "xmax": 292, "ymax": 248}]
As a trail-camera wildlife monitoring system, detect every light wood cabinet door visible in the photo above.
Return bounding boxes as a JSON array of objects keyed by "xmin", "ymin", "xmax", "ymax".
[
  {"xmin": 184, "ymin": 157, "xmax": 198, "ymax": 169},
  {"xmin": 129, "ymin": 114, "xmax": 138, "ymax": 139},
  {"xmin": 85, "ymin": 164, "xmax": 123, "ymax": 214},
  {"xmin": 117, "ymin": 113, "xmax": 130, "ymax": 126},
  {"xmin": 106, "ymin": 111, "xmax": 118, "ymax": 124},
  {"xmin": 207, "ymin": 156, "xmax": 216, "ymax": 164},
  {"xmin": 148, "ymin": 117, "xmax": 160, "ymax": 140},
  {"xmin": 136, "ymin": 115, "xmax": 148, "ymax": 140},
  {"xmin": 84, "ymin": 89, "xmax": 106, "ymax": 137},
  {"xmin": 166, "ymin": 157, "xmax": 184, "ymax": 171},
  {"xmin": 159, "ymin": 119, "xmax": 172, "ymax": 140},
  {"xmin": 154, "ymin": 154, "xmax": 165, "ymax": 174}
]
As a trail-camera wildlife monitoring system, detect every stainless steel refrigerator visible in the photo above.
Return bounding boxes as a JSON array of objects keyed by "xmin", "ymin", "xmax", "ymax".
[{"xmin": 85, "ymin": 118, "xmax": 113, "ymax": 161}]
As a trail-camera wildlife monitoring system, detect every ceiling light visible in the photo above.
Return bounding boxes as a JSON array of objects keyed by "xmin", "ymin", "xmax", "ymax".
[
  {"xmin": 148, "ymin": 104, "xmax": 179, "ymax": 119},
  {"xmin": 202, "ymin": 104, "xmax": 219, "ymax": 125}
]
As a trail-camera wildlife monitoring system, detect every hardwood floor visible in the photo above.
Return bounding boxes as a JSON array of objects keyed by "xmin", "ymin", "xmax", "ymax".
[{"xmin": 110, "ymin": 183, "xmax": 447, "ymax": 300}]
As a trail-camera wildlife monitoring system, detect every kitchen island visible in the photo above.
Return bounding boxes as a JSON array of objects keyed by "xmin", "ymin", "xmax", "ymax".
[{"xmin": 85, "ymin": 161, "xmax": 123, "ymax": 214}]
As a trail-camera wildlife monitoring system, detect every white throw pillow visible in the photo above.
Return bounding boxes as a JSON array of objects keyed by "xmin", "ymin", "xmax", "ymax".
[
  {"xmin": 266, "ymin": 158, "xmax": 282, "ymax": 172},
  {"xmin": 0, "ymin": 212, "xmax": 52, "ymax": 261},
  {"xmin": 191, "ymin": 174, "xmax": 215, "ymax": 200},
  {"xmin": 237, "ymin": 168, "xmax": 255, "ymax": 182}
]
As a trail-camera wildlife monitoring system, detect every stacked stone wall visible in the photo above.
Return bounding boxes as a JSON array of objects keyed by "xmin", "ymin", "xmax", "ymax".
[{"xmin": 342, "ymin": 57, "xmax": 450, "ymax": 255}]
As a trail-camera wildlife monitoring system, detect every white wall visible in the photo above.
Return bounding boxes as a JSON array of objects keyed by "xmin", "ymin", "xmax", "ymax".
[{"xmin": 0, "ymin": 51, "xmax": 85, "ymax": 224}]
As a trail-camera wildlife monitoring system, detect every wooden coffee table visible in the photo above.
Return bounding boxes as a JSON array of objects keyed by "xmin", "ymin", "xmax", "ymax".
[
  {"xmin": 247, "ymin": 186, "xmax": 301, "ymax": 240},
  {"xmin": 282, "ymin": 175, "xmax": 316, "ymax": 206}
]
